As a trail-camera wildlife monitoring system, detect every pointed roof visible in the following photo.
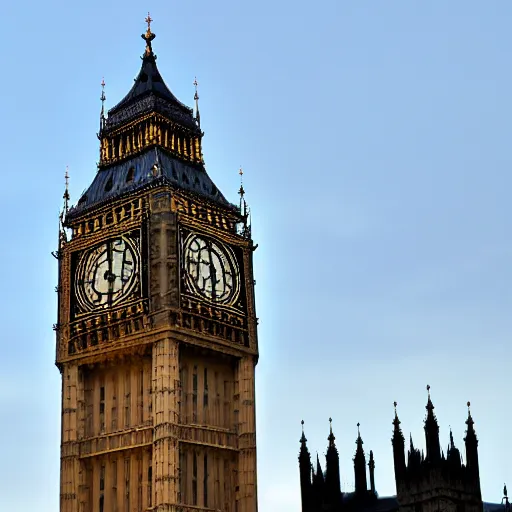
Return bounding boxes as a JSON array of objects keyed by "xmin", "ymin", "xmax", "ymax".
[
  {"xmin": 315, "ymin": 453, "xmax": 324, "ymax": 481},
  {"xmin": 424, "ymin": 385, "xmax": 438, "ymax": 426},
  {"xmin": 299, "ymin": 420, "xmax": 311, "ymax": 462},
  {"xmin": 392, "ymin": 401, "xmax": 404, "ymax": 443},
  {"xmin": 354, "ymin": 422, "xmax": 365, "ymax": 461},
  {"xmin": 67, "ymin": 146, "xmax": 230, "ymax": 218},
  {"xmin": 328, "ymin": 417, "xmax": 336, "ymax": 449},
  {"xmin": 104, "ymin": 15, "xmax": 199, "ymax": 134},
  {"xmin": 464, "ymin": 401, "xmax": 478, "ymax": 445}
]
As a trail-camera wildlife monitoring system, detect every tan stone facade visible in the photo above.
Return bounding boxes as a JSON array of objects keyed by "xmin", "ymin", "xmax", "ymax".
[{"xmin": 55, "ymin": 20, "xmax": 258, "ymax": 512}]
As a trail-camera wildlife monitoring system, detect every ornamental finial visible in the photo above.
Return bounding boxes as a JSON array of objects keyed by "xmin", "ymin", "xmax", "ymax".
[
  {"xmin": 193, "ymin": 77, "xmax": 201, "ymax": 128},
  {"xmin": 100, "ymin": 78, "xmax": 106, "ymax": 130},
  {"xmin": 63, "ymin": 166, "xmax": 70, "ymax": 214},
  {"xmin": 239, "ymin": 166, "xmax": 245, "ymax": 199},
  {"xmin": 142, "ymin": 12, "xmax": 156, "ymax": 56},
  {"xmin": 427, "ymin": 384, "xmax": 431, "ymax": 397}
]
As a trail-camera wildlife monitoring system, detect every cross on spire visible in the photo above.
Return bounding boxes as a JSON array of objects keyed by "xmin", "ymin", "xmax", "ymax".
[
  {"xmin": 145, "ymin": 12, "xmax": 153, "ymax": 31},
  {"xmin": 142, "ymin": 12, "xmax": 156, "ymax": 56}
]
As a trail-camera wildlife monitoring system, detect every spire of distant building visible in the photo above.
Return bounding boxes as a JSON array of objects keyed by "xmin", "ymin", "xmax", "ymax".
[
  {"xmin": 424, "ymin": 385, "xmax": 441, "ymax": 462},
  {"xmin": 354, "ymin": 422, "xmax": 367, "ymax": 495}
]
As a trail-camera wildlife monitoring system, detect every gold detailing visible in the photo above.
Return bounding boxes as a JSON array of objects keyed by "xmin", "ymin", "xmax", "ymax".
[
  {"xmin": 98, "ymin": 111, "xmax": 204, "ymax": 166},
  {"xmin": 142, "ymin": 12, "xmax": 155, "ymax": 57},
  {"xmin": 170, "ymin": 193, "xmax": 244, "ymax": 240},
  {"xmin": 177, "ymin": 296, "xmax": 247, "ymax": 346},
  {"xmin": 67, "ymin": 300, "xmax": 148, "ymax": 358},
  {"xmin": 70, "ymin": 197, "xmax": 144, "ymax": 244}
]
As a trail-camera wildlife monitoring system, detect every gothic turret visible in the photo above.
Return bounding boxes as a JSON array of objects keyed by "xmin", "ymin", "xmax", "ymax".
[
  {"xmin": 354, "ymin": 423, "xmax": 367, "ymax": 496},
  {"xmin": 391, "ymin": 402, "xmax": 406, "ymax": 492},
  {"xmin": 325, "ymin": 418, "xmax": 342, "ymax": 510},
  {"xmin": 299, "ymin": 421, "xmax": 313, "ymax": 512},
  {"xmin": 464, "ymin": 401, "xmax": 481, "ymax": 494},
  {"xmin": 424, "ymin": 385, "xmax": 441, "ymax": 463},
  {"xmin": 368, "ymin": 450, "xmax": 376, "ymax": 496},
  {"xmin": 393, "ymin": 391, "xmax": 483, "ymax": 512}
]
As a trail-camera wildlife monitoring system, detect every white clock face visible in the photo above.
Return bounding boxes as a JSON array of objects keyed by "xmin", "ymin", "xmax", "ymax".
[
  {"xmin": 183, "ymin": 233, "xmax": 240, "ymax": 305},
  {"xmin": 75, "ymin": 236, "xmax": 140, "ymax": 312}
]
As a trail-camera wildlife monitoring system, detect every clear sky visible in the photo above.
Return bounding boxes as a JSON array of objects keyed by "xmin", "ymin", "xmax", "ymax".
[{"xmin": 1, "ymin": 1, "xmax": 511, "ymax": 510}]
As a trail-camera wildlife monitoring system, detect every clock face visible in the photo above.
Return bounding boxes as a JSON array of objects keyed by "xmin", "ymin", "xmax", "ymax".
[
  {"xmin": 75, "ymin": 236, "xmax": 140, "ymax": 312},
  {"xmin": 183, "ymin": 233, "xmax": 240, "ymax": 305}
]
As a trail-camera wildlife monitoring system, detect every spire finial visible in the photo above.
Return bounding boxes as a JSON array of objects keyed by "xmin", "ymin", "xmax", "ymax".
[
  {"xmin": 100, "ymin": 78, "xmax": 106, "ymax": 130},
  {"xmin": 467, "ymin": 401, "xmax": 471, "ymax": 413},
  {"xmin": 193, "ymin": 77, "xmax": 201, "ymax": 128},
  {"xmin": 63, "ymin": 166, "xmax": 70, "ymax": 214},
  {"xmin": 300, "ymin": 419, "xmax": 307, "ymax": 446},
  {"xmin": 142, "ymin": 12, "xmax": 156, "ymax": 57},
  {"xmin": 239, "ymin": 166, "xmax": 245, "ymax": 198},
  {"xmin": 357, "ymin": 422, "xmax": 360, "ymax": 436},
  {"xmin": 426, "ymin": 385, "xmax": 435, "ymax": 415},
  {"xmin": 238, "ymin": 166, "xmax": 247, "ymax": 216}
]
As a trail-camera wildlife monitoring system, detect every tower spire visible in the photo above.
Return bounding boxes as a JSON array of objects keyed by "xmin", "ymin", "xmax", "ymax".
[
  {"xmin": 325, "ymin": 417, "xmax": 342, "ymax": 509},
  {"xmin": 193, "ymin": 77, "xmax": 201, "ymax": 128},
  {"xmin": 100, "ymin": 77, "xmax": 106, "ymax": 131},
  {"xmin": 299, "ymin": 420, "xmax": 312, "ymax": 512},
  {"xmin": 142, "ymin": 12, "xmax": 156, "ymax": 57},
  {"xmin": 464, "ymin": 401, "xmax": 480, "ymax": 483},
  {"xmin": 368, "ymin": 450, "xmax": 376, "ymax": 495},
  {"xmin": 63, "ymin": 166, "xmax": 70, "ymax": 215},
  {"xmin": 238, "ymin": 166, "xmax": 245, "ymax": 211},
  {"xmin": 424, "ymin": 384, "xmax": 441, "ymax": 462},
  {"xmin": 354, "ymin": 422, "xmax": 367, "ymax": 495}
]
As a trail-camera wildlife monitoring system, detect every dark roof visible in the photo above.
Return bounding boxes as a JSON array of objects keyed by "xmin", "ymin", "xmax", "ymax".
[
  {"xmin": 67, "ymin": 147, "xmax": 230, "ymax": 218},
  {"xmin": 483, "ymin": 503, "xmax": 506, "ymax": 512},
  {"xmin": 104, "ymin": 43, "xmax": 198, "ymax": 133}
]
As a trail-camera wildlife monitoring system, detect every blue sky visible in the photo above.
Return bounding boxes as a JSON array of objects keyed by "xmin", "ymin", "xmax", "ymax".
[{"xmin": 1, "ymin": 1, "xmax": 511, "ymax": 510}]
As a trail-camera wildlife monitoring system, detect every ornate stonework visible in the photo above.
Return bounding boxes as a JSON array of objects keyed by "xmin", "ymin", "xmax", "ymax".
[{"xmin": 56, "ymin": 17, "xmax": 258, "ymax": 512}]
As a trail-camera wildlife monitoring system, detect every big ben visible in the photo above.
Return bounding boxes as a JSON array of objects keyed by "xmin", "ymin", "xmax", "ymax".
[{"xmin": 55, "ymin": 15, "xmax": 259, "ymax": 512}]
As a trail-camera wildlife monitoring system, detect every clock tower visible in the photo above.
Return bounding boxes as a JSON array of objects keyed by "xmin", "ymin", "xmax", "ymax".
[{"xmin": 55, "ymin": 16, "xmax": 258, "ymax": 512}]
